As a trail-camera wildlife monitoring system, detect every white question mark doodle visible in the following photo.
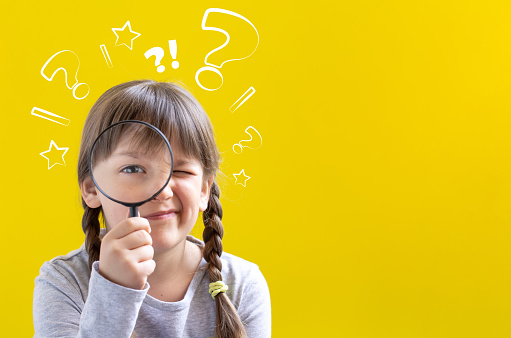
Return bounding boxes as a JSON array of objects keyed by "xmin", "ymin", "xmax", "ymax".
[
  {"xmin": 233, "ymin": 126, "xmax": 262, "ymax": 154},
  {"xmin": 195, "ymin": 8, "xmax": 260, "ymax": 91},
  {"xmin": 40, "ymin": 50, "xmax": 90, "ymax": 100},
  {"xmin": 145, "ymin": 47, "xmax": 165, "ymax": 73}
]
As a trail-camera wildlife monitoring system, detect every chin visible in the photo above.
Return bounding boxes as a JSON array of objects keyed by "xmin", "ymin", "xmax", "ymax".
[{"xmin": 150, "ymin": 227, "xmax": 187, "ymax": 252}]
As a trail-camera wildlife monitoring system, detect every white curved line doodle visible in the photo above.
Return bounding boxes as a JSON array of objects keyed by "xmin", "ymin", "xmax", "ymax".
[
  {"xmin": 40, "ymin": 50, "xmax": 89, "ymax": 100},
  {"xmin": 233, "ymin": 126, "xmax": 262, "ymax": 154},
  {"xmin": 201, "ymin": 8, "xmax": 260, "ymax": 69}
]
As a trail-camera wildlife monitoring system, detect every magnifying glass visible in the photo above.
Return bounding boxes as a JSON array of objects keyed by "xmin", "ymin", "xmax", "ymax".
[{"xmin": 89, "ymin": 120, "xmax": 174, "ymax": 218}]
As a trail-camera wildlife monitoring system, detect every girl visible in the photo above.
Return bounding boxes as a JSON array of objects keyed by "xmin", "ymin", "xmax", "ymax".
[{"xmin": 33, "ymin": 80, "xmax": 271, "ymax": 337}]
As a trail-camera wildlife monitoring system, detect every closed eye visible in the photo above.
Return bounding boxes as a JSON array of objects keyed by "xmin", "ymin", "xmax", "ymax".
[{"xmin": 172, "ymin": 170, "xmax": 197, "ymax": 176}]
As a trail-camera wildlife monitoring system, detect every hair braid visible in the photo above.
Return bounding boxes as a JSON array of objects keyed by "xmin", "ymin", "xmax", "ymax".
[
  {"xmin": 203, "ymin": 181, "xmax": 247, "ymax": 338},
  {"xmin": 81, "ymin": 200, "xmax": 102, "ymax": 271}
]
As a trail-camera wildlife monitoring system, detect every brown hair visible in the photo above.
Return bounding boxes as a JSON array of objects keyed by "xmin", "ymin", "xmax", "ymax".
[{"xmin": 77, "ymin": 80, "xmax": 247, "ymax": 338}]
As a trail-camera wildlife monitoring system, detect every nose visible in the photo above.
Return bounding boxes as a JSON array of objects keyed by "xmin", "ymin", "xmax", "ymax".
[{"xmin": 153, "ymin": 179, "xmax": 174, "ymax": 201}]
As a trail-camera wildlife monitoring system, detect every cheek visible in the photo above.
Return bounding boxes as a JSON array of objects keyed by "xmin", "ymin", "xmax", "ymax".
[
  {"xmin": 98, "ymin": 195, "xmax": 127, "ymax": 229},
  {"xmin": 175, "ymin": 179, "xmax": 202, "ymax": 207}
]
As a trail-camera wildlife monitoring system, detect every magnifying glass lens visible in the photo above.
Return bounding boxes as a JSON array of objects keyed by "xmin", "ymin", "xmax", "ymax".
[{"xmin": 90, "ymin": 122, "xmax": 172, "ymax": 205}]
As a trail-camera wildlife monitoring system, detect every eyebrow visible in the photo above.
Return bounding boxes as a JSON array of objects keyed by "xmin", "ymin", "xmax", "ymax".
[
  {"xmin": 116, "ymin": 151, "xmax": 143, "ymax": 158},
  {"xmin": 114, "ymin": 152, "xmax": 194, "ymax": 167},
  {"xmin": 174, "ymin": 159, "xmax": 193, "ymax": 166}
]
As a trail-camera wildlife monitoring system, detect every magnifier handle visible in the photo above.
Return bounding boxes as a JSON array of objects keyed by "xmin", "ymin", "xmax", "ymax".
[{"xmin": 129, "ymin": 206, "xmax": 139, "ymax": 218}]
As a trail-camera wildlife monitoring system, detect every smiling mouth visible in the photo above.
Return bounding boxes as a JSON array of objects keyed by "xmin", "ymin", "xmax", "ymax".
[{"xmin": 144, "ymin": 210, "xmax": 178, "ymax": 220}]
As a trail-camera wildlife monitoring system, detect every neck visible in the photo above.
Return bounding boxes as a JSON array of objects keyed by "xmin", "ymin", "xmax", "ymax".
[{"xmin": 147, "ymin": 238, "xmax": 200, "ymax": 286}]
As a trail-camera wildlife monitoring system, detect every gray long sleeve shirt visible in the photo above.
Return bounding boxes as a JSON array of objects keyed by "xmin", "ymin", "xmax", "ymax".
[{"xmin": 33, "ymin": 234, "xmax": 271, "ymax": 337}]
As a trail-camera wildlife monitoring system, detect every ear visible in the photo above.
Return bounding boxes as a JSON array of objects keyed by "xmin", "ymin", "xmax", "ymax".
[
  {"xmin": 199, "ymin": 175, "xmax": 214, "ymax": 212},
  {"xmin": 80, "ymin": 176, "xmax": 102, "ymax": 208}
]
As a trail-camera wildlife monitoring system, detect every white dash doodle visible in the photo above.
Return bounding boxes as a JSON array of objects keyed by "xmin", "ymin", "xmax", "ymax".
[
  {"xmin": 100, "ymin": 44, "xmax": 113, "ymax": 68},
  {"xmin": 31, "ymin": 107, "xmax": 70, "ymax": 126},
  {"xmin": 230, "ymin": 87, "xmax": 256, "ymax": 112}
]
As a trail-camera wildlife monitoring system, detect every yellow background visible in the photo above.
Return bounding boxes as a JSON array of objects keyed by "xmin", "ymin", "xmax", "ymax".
[{"xmin": 2, "ymin": 0, "xmax": 511, "ymax": 336}]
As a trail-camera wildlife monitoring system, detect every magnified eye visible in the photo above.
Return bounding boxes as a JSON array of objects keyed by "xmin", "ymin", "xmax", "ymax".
[{"xmin": 121, "ymin": 165, "xmax": 146, "ymax": 174}]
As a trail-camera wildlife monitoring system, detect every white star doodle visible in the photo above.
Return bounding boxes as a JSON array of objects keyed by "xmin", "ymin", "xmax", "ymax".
[
  {"xmin": 233, "ymin": 169, "xmax": 251, "ymax": 187},
  {"xmin": 40, "ymin": 140, "xmax": 69, "ymax": 170},
  {"xmin": 112, "ymin": 21, "xmax": 141, "ymax": 50}
]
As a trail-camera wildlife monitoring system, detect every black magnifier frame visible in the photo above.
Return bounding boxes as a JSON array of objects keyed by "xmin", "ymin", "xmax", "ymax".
[{"xmin": 89, "ymin": 120, "xmax": 174, "ymax": 218}]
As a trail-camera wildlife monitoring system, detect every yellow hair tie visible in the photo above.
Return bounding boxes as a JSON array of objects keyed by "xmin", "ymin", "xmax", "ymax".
[{"xmin": 209, "ymin": 281, "xmax": 228, "ymax": 299}]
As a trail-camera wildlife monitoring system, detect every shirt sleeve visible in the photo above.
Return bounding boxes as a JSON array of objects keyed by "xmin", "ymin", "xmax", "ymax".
[
  {"xmin": 237, "ymin": 266, "xmax": 272, "ymax": 338},
  {"xmin": 33, "ymin": 260, "xmax": 148, "ymax": 338}
]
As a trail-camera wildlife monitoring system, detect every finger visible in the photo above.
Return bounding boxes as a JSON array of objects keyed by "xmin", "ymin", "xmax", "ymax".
[
  {"xmin": 119, "ymin": 229, "xmax": 153, "ymax": 249},
  {"xmin": 138, "ymin": 259, "xmax": 156, "ymax": 276},
  {"xmin": 107, "ymin": 209, "xmax": 142, "ymax": 232},
  {"xmin": 130, "ymin": 244, "xmax": 154, "ymax": 262},
  {"xmin": 109, "ymin": 217, "xmax": 151, "ymax": 240}
]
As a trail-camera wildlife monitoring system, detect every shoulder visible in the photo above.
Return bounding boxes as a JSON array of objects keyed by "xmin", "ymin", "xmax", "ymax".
[
  {"xmin": 35, "ymin": 243, "xmax": 91, "ymax": 300},
  {"xmin": 219, "ymin": 249, "xmax": 271, "ymax": 332},
  {"xmin": 187, "ymin": 235, "xmax": 269, "ymax": 306},
  {"xmin": 220, "ymin": 251, "xmax": 264, "ymax": 285},
  {"xmin": 187, "ymin": 235, "xmax": 263, "ymax": 283}
]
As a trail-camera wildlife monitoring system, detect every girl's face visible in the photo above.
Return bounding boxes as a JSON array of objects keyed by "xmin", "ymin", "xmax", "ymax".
[{"xmin": 82, "ymin": 140, "xmax": 213, "ymax": 253}]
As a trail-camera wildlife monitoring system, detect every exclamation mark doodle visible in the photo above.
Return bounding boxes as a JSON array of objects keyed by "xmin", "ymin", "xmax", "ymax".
[{"xmin": 169, "ymin": 40, "xmax": 179, "ymax": 69}]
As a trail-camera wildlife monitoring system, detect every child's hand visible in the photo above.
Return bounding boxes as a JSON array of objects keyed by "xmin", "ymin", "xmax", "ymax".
[{"xmin": 98, "ymin": 212, "xmax": 155, "ymax": 290}]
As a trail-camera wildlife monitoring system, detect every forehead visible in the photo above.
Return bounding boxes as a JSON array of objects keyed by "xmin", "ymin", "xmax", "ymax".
[
  {"xmin": 169, "ymin": 141, "xmax": 201, "ymax": 167},
  {"xmin": 107, "ymin": 134, "xmax": 202, "ymax": 169},
  {"xmin": 112, "ymin": 136, "xmax": 168, "ymax": 158}
]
